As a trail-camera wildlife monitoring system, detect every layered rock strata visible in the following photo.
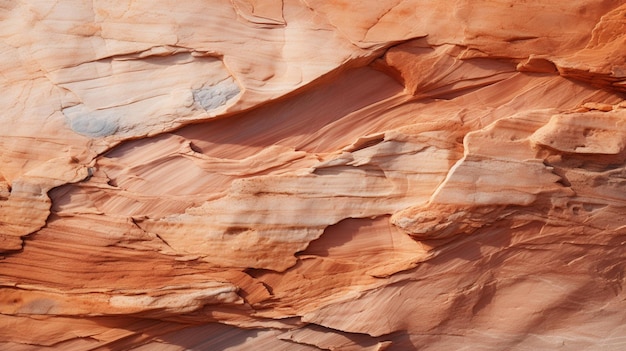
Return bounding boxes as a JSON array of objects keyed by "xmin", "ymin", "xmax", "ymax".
[{"xmin": 1, "ymin": 1, "xmax": 626, "ymax": 350}]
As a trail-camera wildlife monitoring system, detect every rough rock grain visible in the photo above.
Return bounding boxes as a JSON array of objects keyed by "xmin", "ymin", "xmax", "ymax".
[{"xmin": 1, "ymin": 0, "xmax": 626, "ymax": 350}]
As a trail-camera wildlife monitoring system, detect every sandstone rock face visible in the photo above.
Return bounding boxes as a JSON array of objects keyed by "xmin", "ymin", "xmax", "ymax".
[{"xmin": 1, "ymin": 1, "xmax": 626, "ymax": 350}]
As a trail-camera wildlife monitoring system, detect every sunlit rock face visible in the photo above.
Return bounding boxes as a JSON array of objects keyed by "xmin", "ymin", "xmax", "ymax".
[{"xmin": 1, "ymin": 1, "xmax": 626, "ymax": 350}]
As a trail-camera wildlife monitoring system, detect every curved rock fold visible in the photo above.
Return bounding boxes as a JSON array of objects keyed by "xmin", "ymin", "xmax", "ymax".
[{"xmin": 1, "ymin": 0, "xmax": 626, "ymax": 350}]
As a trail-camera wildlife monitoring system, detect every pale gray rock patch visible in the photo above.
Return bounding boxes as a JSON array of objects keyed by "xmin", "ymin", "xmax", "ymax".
[
  {"xmin": 62, "ymin": 104, "xmax": 119, "ymax": 138},
  {"xmin": 193, "ymin": 79, "xmax": 241, "ymax": 111}
]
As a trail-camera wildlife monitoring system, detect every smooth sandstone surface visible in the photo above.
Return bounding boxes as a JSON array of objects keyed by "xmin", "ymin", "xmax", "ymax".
[{"xmin": 1, "ymin": 0, "xmax": 626, "ymax": 350}]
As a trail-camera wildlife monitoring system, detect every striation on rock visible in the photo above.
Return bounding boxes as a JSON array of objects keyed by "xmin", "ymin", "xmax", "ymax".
[{"xmin": 1, "ymin": 0, "xmax": 626, "ymax": 350}]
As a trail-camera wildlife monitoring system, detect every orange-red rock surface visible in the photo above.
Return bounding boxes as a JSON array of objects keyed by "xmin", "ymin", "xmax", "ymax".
[{"xmin": 1, "ymin": 1, "xmax": 626, "ymax": 350}]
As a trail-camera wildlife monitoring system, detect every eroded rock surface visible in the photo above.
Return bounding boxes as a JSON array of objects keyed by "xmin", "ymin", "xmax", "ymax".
[{"xmin": 1, "ymin": 1, "xmax": 626, "ymax": 350}]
